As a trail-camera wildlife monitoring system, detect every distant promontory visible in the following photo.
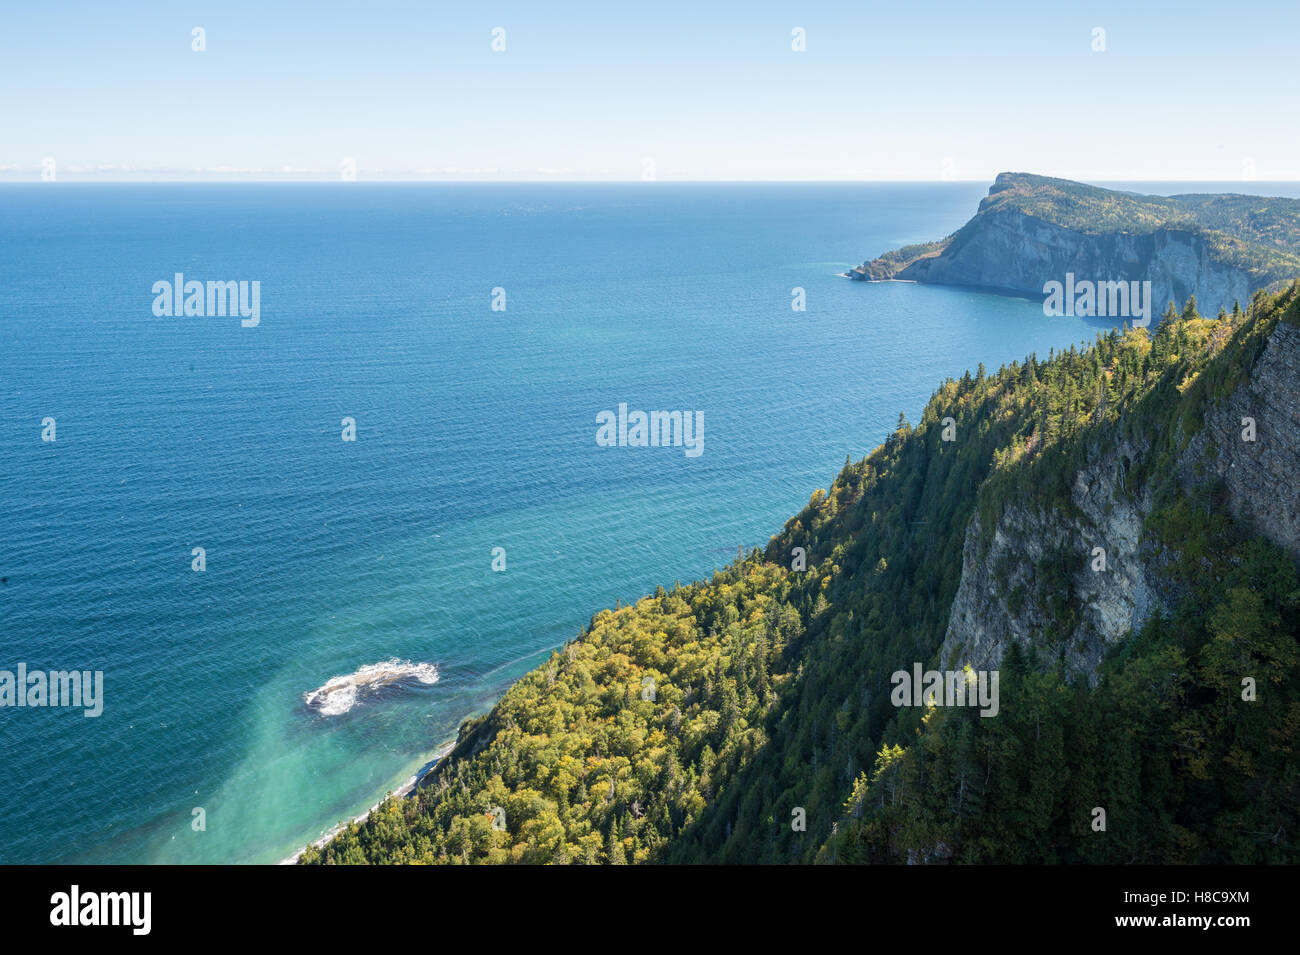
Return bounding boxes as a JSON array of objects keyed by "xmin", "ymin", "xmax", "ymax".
[{"xmin": 849, "ymin": 172, "xmax": 1300, "ymax": 315}]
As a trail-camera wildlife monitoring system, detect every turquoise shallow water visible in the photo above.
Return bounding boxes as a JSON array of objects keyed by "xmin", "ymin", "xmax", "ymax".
[{"xmin": 1, "ymin": 182, "xmax": 1132, "ymax": 863}]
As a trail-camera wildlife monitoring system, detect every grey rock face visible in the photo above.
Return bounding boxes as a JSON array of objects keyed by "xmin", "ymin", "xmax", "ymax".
[
  {"xmin": 939, "ymin": 319, "xmax": 1300, "ymax": 685},
  {"xmin": 939, "ymin": 438, "xmax": 1157, "ymax": 685},
  {"xmin": 1182, "ymin": 321, "xmax": 1300, "ymax": 554},
  {"xmin": 897, "ymin": 210, "xmax": 1259, "ymax": 317}
]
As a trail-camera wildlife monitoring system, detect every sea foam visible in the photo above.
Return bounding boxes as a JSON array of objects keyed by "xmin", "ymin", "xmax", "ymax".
[{"xmin": 303, "ymin": 658, "xmax": 439, "ymax": 716}]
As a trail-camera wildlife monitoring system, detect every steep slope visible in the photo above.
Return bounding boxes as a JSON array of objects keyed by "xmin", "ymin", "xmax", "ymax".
[
  {"xmin": 852, "ymin": 173, "xmax": 1300, "ymax": 317},
  {"xmin": 942, "ymin": 310, "xmax": 1300, "ymax": 683},
  {"xmin": 304, "ymin": 285, "xmax": 1300, "ymax": 865},
  {"xmin": 822, "ymin": 286, "xmax": 1300, "ymax": 864}
]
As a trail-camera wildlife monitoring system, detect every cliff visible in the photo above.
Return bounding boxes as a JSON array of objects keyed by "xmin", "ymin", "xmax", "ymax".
[
  {"xmin": 942, "ymin": 297, "xmax": 1300, "ymax": 684},
  {"xmin": 853, "ymin": 173, "xmax": 1300, "ymax": 317},
  {"xmin": 305, "ymin": 284, "xmax": 1300, "ymax": 866}
]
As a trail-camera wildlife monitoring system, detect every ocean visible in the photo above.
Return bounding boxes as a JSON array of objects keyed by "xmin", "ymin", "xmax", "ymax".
[{"xmin": 0, "ymin": 181, "xmax": 1178, "ymax": 863}]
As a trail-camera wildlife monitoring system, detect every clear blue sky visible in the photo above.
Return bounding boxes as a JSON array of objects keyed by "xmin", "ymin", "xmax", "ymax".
[{"xmin": 2, "ymin": 0, "xmax": 1297, "ymax": 181}]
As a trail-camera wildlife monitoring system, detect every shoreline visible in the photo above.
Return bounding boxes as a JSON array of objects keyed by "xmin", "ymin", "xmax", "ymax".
[
  {"xmin": 278, "ymin": 740, "xmax": 455, "ymax": 865},
  {"xmin": 838, "ymin": 270, "xmax": 918, "ymax": 283}
]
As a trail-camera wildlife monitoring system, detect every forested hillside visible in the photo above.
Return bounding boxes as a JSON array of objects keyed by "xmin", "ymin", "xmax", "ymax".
[{"xmin": 304, "ymin": 285, "xmax": 1300, "ymax": 865}]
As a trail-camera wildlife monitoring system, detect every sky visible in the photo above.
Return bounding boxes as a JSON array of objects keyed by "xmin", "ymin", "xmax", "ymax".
[{"xmin": 2, "ymin": 0, "xmax": 1298, "ymax": 182}]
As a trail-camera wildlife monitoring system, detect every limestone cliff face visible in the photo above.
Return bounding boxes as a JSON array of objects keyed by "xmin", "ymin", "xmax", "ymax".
[
  {"xmin": 940, "ymin": 319, "xmax": 1300, "ymax": 684},
  {"xmin": 1181, "ymin": 321, "xmax": 1300, "ymax": 553},
  {"xmin": 939, "ymin": 437, "xmax": 1160, "ymax": 684},
  {"xmin": 858, "ymin": 172, "xmax": 1300, "ymax": 315},
  {"xmin": 895, "ymin": 208, "xmax": 1257, "ymax": 317}
]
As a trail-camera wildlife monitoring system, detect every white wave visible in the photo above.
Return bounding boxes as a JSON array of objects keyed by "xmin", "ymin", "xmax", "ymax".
[{"xmin": 303, "ymin": 658, "xmax": 439, "ymax": 716}]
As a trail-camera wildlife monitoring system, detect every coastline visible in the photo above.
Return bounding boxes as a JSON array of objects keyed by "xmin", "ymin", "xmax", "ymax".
[
  {"xmin": 278, "ymin": 740, "xmax": 455, "ymax": 865},
  {"xmin": 838, "ymin": 270, "xmax": 918, "ymax": 283}
]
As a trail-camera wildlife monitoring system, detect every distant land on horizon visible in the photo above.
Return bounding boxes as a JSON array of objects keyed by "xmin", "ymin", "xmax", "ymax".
[
  {"xmin": 301, "ymin": 169, "xmax": 1300, "ymax": 864},
  {"xmin": 851, "ymin": 172, "xmax": 1300, "ymax": 317},
  {"xmin": 6, "ymin": 172, "xmax": 1300, "ymax": 185}
]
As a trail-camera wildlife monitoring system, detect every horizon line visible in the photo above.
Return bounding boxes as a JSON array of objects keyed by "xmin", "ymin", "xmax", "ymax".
[{"xmin": 3, "ymin": 177, "xmax": 1299, "ymax": 185}]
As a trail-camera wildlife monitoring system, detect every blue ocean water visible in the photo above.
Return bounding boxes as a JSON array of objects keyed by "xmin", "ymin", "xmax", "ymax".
[{"xmin": 0, "ymin": 182, "xmax": 1153, "ymax": 863}]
